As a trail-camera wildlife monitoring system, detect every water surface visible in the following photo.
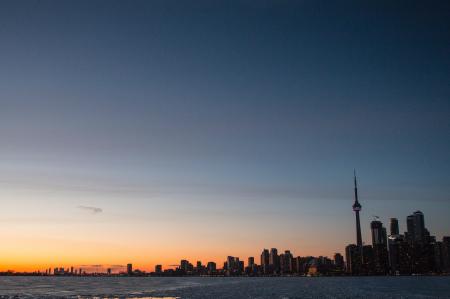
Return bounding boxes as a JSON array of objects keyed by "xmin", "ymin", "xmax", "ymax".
[{"xmin": 0, "ymin": 276, "xmax": 449, "ymax": 298}]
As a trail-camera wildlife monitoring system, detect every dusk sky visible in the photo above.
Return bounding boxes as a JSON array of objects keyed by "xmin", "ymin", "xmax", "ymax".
[{"xmin": 1, "ymin": 0, "xmax": 449, "ymax": 272}]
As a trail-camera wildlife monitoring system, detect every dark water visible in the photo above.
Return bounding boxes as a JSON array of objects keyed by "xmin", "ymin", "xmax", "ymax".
[{"xmin": 0, "ymin": 276, "xmax": 449, "ymax": 298}]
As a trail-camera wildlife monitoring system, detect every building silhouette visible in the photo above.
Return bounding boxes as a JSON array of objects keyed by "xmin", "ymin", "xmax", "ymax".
[
  {"xmin": 155, "ymin": 265, "xmax": 162, "ymax": 274},
  {"xmin": 279, "ymin": 250, "xmax": 293, "ymax": 274},
  {"xmin": 269, "ymin": 248, "xmax": 280, "ymax": 274},
  {"xmin": 260, "ymin": 249, "xmax": 270, "ymax": 274},
  {"xmin": 345, "ymin": 244, "xmax": 360, "ymax": 274},
  {"xmin": 248, "ymin": 257, "xmax": 254, "ymax": 267},
  {"xmin": 390, "ymin": 218, "xmax": 399, "ymax": 236},
  {"xmin": 334, "ymin": 253, "xmax": 344, "ymax": 271},
  {"xmin": 370, "ymin": 220, "xmax": 389, "ymax": 274},
  {"xmin": 207, "ymin": 262, "xmax": 216, "ymax": 274},
  {"xmin": 413, "ymin": 211, "xmax": 426, "ymax": 243},
  {"xmin": 388, "ymin": 234, "xmax": 408, "ymax": 274},
  {"xmin": 180, "ymin": 260, "xmax": 193, "ymax": 273},
  {"xmin": 442, "ymin": 237, "xmax": 450, "ymax": 272}
]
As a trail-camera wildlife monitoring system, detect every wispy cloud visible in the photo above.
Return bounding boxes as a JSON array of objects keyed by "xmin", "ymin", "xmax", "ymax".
[{"xmin": 77, "ymin": 205, "xmax": 103, "ymax": 214}]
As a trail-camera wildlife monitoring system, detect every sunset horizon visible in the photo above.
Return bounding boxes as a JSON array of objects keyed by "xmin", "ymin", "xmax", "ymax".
[{"xmin": 1, "ymin": 175, "xmax": 448, "ymax": 273}]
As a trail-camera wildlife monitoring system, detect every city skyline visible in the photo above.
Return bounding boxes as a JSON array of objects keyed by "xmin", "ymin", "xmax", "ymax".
[
  {"xmin": 2, "ymin": 208, "xmax": 448, "ymax": 275},
  {"xmin": 1, "ymin": 0, "xmax": 450, "ymax": 273},
  {"xmin": 2, "ymin": 185, "xmax": 448, "ymax": 274}
]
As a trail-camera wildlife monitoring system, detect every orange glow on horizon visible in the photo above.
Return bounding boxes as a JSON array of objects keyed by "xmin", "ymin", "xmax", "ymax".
[{"xmin": 0, "ymin": 246, "xmax": 344, "ymax": 273}]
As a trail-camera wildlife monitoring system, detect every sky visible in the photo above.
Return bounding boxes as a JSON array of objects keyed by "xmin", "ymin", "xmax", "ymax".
[{"xmin": 0, "ymin": 0, "xmax": 449, "ymax": 272}]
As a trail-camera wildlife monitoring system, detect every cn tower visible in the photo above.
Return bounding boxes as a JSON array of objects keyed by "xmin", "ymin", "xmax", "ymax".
[{"xmin": 352, "ymin": 170, "xmax": 363, "ymax": 254}]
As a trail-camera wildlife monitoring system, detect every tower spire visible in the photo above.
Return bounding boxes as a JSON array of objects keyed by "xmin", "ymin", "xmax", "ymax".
[{"xmin": 353, "ymin": 170, "xmax": 361, "ymax": 210}]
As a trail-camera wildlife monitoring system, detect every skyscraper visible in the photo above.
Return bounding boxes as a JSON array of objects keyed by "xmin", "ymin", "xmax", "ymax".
[
  {"xmin": 260, "ymin": 249, "xmax": 270, "ymax": 274},
  {"xmin": 279, "ymin": 250, "xmax": 293, "ymax": 273},
  {"xmin": 413, "ymin": 211, "xmax": 425, "ymax": 243},
  {"xmin": 371, "ymin": 220, "xmax": 387, "ymax": 246},
  {"xmin": 180, "ymin": 259, "xmax": 192, "ymax": 272},
  {"xmin": 406, "ymin": 214, "xmax": 415, "ymax": 242},
  {"xmin": 345, "ymin": 244, "xmax": 361, "ymax": 275},
  {"xmin": 248, "ymin": 257, "xmax": 255, "ymax": 267},
  {"xmin": 352, "ymin": 172, "xmax": 363, "ymax": 253},
  {"xmin": 388, "ymin": 234, "xmax": 409, "ymax": 275},
  {"xmin": 390, "ymin": 218, "xmax": 399, "ymax": 235},
  {"xmin": 371, "ymin": 220, "xmax": 389, "ymax": 274},
  {"xmin": 334, "ymin": 253, "xmax": 345, "ymax": 270},
  {"xmin": 269, "ymin": 248, "xmax": 280, "ymax": 273},
  {"xmin": 207, "ymin": 262, "xmax": 216, "ymax": 273},
  {"xmin": 442, "ymin": 237, "xmax": 450, "ymax": 272},
  {"xmin": 406, "ymin": 211, "xmax": 426, "ymax": 243},
  {"xmin": 227, "ymin": 256, "xmax": 235, "ymax": 271}
]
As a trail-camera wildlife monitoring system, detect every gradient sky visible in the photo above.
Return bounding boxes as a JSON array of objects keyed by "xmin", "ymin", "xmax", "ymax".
[{"xmin": 0, "ymin": 0, "xmax": 449, "ymax": 272}]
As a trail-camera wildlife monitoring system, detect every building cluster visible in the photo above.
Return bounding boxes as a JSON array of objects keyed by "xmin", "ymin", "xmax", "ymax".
[
  {"xmin": 22, "ymin": 267, "xmax": 88, "ymax": 276},
  {"xmin": 0, "ymin": 267, "xmax": 89, "ymax": 276},
  {"xmin": 346, "ymin": 174, "xmax": 450, "ymax": 276},
  {"xmin": 149, "ymin": 250, "xmax": 345, "ymax": 277},
  {"xmin": 346, "ymin": 211, "xmax": 450, "ymax": 275},
  {"xmin": 147, "ymin": 206, "xmax": 450, "ymax": 277}
]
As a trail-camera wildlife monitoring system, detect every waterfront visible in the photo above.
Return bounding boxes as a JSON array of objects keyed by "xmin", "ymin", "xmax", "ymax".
[{"xmin": 0, "ymin": 276, "xmax": 450, "ymax": 298}]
